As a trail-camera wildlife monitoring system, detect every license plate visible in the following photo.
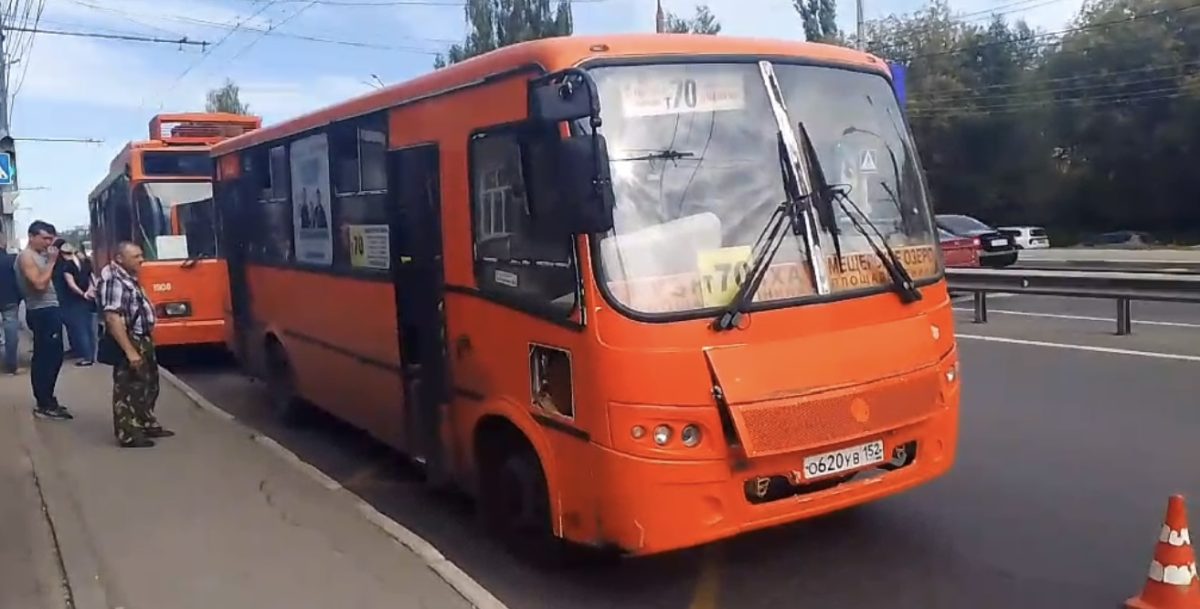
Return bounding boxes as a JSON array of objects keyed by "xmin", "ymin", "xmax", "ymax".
[
  {"xmin": 989, "ymin": 238, "xmax": 1007, "ymax": 247},
  {"xmin": 1033, "ymin": 238, "xmax": 1047, "ymax": 245},
  {"xmin": 802, "ymin": 439, "xmax": 885, "ymax": 480}
]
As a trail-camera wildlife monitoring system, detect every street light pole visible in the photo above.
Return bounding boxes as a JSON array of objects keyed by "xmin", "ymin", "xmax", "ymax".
[{"xmin": 856, "ymin": 0, "xmax": 865, "ymax": 49}]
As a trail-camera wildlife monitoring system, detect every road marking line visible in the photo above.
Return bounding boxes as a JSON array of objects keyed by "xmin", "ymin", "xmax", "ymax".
[
  {"xmin": 952, "ymin": 307, "xmax": 1200, "ymax": 329},
  {"xmin": 957, "ymin": 334, "xmax": 1200, "ymax": 362},
  {"xmin": 158, "ymin": 369, "xmax": 510, "ymax": 609},
  {"xmin": 688, "ymin": 544, "xmax": 723, "ymax": 609}
]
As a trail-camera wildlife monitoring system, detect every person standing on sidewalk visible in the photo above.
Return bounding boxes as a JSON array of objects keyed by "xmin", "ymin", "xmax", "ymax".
[
  {"xmin": 0, "ymin": 233, "xmax": 21, "ymax": 375},
  {"xmin": 55, "ymin": 242, "xmax": 95, "ymax": 367},
  {"xmin": 97, "ymin": 241, "xmax": 173, "ymax": 448},
  {"xmin": 16, "ymin": 221, "xmax": 72, "ymax": 420}
]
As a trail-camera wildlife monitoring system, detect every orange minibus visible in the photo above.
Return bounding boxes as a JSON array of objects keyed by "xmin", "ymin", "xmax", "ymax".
[{"xmin": 211, "ymin": 34, "xmax": 960, "ymax": 557}]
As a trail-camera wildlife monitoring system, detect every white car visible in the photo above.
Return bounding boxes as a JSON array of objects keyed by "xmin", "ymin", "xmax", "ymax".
[{"xmin": 997, "ymin": 226, "xmax": 1050, "ymax": 249}]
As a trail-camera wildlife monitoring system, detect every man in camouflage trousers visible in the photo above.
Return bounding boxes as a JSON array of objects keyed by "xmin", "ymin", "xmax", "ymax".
[{"xmin": 96, "ymin": 241, "xmax": 174, "ymax": 448}]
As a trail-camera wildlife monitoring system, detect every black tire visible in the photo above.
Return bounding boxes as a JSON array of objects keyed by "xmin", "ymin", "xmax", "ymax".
[
  {"xmin": 983, "ymin": 252, "xmax": 1018, "ymax": 268},
  {"xmin": 479, "ymin": 440, "xmax": 561, "ymax": 565},
  {"xmin": 264, "ymin": 342, "xmax": 305, "ymax": 424}
]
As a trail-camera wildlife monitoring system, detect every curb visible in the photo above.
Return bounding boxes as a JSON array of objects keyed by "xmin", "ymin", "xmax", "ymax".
[
  {"xmin": 15, "ymin": 404, "xmax": 115, "ymax": 609},
  {"xmin": 157, "ymin": 368, "xmax": 509, "ymax": 609}
]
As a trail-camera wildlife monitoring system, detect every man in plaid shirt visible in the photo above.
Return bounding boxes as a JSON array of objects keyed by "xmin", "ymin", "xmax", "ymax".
[{"xmin": 97, "ymin": 241, "xmax": 174, "ymax": 448}]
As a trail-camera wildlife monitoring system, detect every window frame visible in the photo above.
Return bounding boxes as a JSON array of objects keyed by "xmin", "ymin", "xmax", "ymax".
[
  {"xmin": 241, "ymin": 144, "xmax": 296, "ymax": 265},
  {"xmin": 466, "ymin": 122, "xmax": 583, "ymax": 325},
  {"xmin": 106, "ymin": 175, "xmax": 134, "ymax": 245},
  {"xmin": 329, "ymin": 112, "xmax": 390, "ymax": 275},
  {"xmin": 331, "ymin": 113, "xmax": 388, "ymax": 198},
  {"xmin": 223, "ymin": 118, "xmax": 394, "ymax": 282}
]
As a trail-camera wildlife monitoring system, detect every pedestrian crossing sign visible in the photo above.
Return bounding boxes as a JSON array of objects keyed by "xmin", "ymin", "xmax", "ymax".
[
  {"xmin": 0, "ymin": 153, "xmax": 13, "ymax": 186},
  {"xmin": 860, "ymin": 150, "xmax": 878, "ymax": 173}
]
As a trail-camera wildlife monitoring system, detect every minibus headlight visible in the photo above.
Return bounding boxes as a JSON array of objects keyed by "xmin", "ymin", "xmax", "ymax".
[
  {"xmin": 652, "ymin": 424, "xmax": 672, "ymax": 446},
  {"xmin": 680, "ymin": 424, "xmax": 702, "ymax": 447}
]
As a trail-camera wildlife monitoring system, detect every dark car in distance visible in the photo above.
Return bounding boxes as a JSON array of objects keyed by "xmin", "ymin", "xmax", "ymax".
[{"xmin": 935, "ymin": 214, "xmax": 1018, "ymax": 268}]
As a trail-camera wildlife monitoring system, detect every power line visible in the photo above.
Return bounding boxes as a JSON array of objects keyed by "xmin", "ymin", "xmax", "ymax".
[
  {"xmin": 151, "ymin": 0, "xmax": 284, "ymax": 110},
  {"xmin": 233, "ymin": 0, "xmax": 608, "ymax": 5},
  {"xmin": 223, "ymin": 0, "xmax": 320, "ymax": 64},
  {"xmin": 8, "ymin": 0, "xmax": 45, "ymax": 121},
  {"xmin": 911, "ymin": 67, "xmax": 1199, "ymax": 108},
  {"xmin": 0, "ymin": 25, "xmax": 209, "ymax": 46},
  {"xmin": 909, "ymin": 82, "xmax": 1200, "ymax": 117},
  {"xmin": 954, "ymin": 0, "xmax": 1065, "ymax": 22},
  {"xmin": 917, "ymin": 59, "xmax": 1200, "ymax": 101},
  {"xmin": 13, "ymin": 136, "xmax": 103, "ymax": 143},
  {"xmin": 890, "ymin": 1, "xmax": 1200, "ymax": 63},
  {"xmin": 66, "ymin": 0, "xmax": 453, "ymax": 47}
]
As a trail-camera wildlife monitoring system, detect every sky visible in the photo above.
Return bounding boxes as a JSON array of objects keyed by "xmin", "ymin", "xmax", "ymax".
[{"xmin": 7, "ymin": 0, "xmax": 1084, "ymax": 234}]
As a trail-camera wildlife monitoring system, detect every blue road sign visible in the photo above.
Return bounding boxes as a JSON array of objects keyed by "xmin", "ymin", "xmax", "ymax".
[
  {"xmin": 0, "ymin": 153, "xmax": 13, "ymax": 186},
  {"xmin": 889, "ymin": 62, "xmax": 908, "ymax": 109}
]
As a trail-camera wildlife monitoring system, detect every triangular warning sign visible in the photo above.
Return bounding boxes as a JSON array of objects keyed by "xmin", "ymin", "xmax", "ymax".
[{"xmin": 860, "ymin": 150, "xmax": 878, "ymax": 172}]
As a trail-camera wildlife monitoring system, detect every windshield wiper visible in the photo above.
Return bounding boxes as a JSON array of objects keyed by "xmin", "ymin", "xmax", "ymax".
[
  {"xmin": 712, "ymin": 134, "xmax": 823, "ymax": 332},
  {"xmin": 612, "ymin": 149, "xmax": 695, "ymax": 162},
  {"xmin": 181, "ymin": 252, "xmax": 211, "ymax": 269},
  {"xmin": 712, "ymin": 62, "xmax": 842, "ymax": 331},
  {"xmin": 797, "ymin": 123, "xmax": 921, "ymax": 304},
  {"xmin": 710, "ymin": 195, "xmax": 794, "ymax": 332}
]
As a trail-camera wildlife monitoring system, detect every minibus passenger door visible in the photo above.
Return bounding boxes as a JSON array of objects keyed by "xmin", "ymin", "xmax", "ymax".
[
  {"xmin": 216, "ymin": 159, "xmax": 252, "ymax": 363},
  {"xmin": 387, "ymin": 144, "xmax": 451, "ymax": 485}
]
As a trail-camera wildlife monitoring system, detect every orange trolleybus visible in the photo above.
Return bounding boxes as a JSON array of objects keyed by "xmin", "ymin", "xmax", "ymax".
[
  {"xmin": 210, "ymin": 34, "xmax": 960, "ymax": 557},
  {"xmin": 89, "ymin": 112, "xmax": 261, "ymax": 349}
]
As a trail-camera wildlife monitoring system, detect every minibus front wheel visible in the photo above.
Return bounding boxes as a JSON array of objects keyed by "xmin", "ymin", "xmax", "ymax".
[{"xmin": 477, "ymin": 426, "xmax": 558, "ymax": 563}]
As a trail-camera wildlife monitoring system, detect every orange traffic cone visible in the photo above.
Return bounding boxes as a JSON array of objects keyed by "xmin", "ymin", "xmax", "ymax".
[{"xmin": 1127, "ymin": 495, "xmax": 1200, "ymax": 609}]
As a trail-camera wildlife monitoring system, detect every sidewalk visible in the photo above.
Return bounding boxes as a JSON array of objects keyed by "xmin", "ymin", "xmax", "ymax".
[
  {"xmin": 2, "ymin": 363, "xmax": 477, "ymax": 609},
  {"xmin": 0, "ymin": 393, "xmax": 66, "ymax": 609}
]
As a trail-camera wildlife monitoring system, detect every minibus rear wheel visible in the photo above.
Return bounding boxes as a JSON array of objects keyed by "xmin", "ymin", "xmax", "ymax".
[{"xmin": 265, "ymin": 340, "xmax": 305, "ymax": 424}]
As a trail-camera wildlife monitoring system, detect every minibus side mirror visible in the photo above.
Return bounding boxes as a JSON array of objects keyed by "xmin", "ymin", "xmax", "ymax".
[
  {"xmin": 524, "ymin": 131, "xmax": 615, "ymax": 237},
  {"xmin": 558, "ymin": 133, "xmax": 615, "ymax": 235}
]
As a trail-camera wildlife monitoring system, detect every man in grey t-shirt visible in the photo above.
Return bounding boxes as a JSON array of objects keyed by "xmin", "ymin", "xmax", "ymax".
[{"xmin": 16, "ymin": 220, "xmax": 71, "ymax": 420}]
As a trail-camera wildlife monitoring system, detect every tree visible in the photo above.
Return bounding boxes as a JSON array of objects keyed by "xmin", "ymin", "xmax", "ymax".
[
  {"xmin": 860, "ymin": 0, "xmax": 1200, "ymax": 243},
  {"xmin": 794, "ymin": 0, "xmax": 839, "ymax": 43},
  {"xmin": 205, "ymin": 79, "xmax": 250, "ymax": 114},
  {"xmin": 434, "ymin": 0, "xmax": 573, "ymax": 68},
  {"xmin": 663, "ymin": 4, "xmax": 722, "ymax": 34}
]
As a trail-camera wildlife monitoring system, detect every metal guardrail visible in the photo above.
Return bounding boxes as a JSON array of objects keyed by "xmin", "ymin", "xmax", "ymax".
[
  {"xmin": 1013, "ymin": 263, "xmax": 1200, "ymax": 275},
  {"xmin": 946, "ymin": 268, "xmax": 1200, "ymax": 335}
]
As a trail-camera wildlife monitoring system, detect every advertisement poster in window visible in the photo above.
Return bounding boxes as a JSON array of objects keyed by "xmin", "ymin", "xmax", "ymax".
[{"xmin": 289, "ymin": 133, "xmax": 333, "ymax": 265}]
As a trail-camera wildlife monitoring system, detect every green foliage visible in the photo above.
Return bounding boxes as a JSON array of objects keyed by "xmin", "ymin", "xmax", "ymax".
[
  {"xmin": 434, "ymin": 0, "xmax": 574, "ymax": 68},
  {"xmin": 794, "ymin": 0, "xmax": 840, "ymax": 43},
  {"xmin": 869, "ymin": 0, "xmax": 1200, "ymax": 241},
  {"xmin": 664, "ymin": 4, "xmax": 722, "ymax": 34},
  {"xmin": 205, "ymin": 79, "xmax": 250, "ymax": 114}
]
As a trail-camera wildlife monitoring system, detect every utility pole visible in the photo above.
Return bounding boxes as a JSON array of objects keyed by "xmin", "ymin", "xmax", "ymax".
[
  {"xmin": 856, "ymin": 0, "xmax": 865, "ymax": 49},
  {"xmin": 0, "ymin": 20, "xmax": 16, "ymax": 250}
]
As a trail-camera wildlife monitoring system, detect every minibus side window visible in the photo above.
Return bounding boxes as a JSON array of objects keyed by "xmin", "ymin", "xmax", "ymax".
[{"xmin": 469, "ymin": 130, "xmax": 577, "ymax": 317}]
